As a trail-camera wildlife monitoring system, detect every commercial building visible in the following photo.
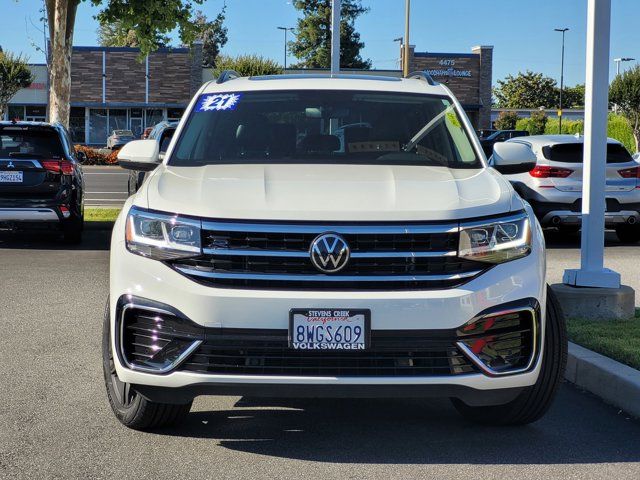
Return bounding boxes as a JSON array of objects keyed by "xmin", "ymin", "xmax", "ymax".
[
  {"xmin": 6, "ymin": 43, "xmax": 494, "ymax": 144},
  {"xmin": 5, "ymin": 44, "xmax": 203, "ymax": 145}
]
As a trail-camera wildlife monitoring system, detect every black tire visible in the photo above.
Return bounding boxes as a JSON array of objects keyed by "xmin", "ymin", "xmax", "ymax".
[
  {"xmin": 451, "ymin": 286, "xmax": 567, "ymax": 426},
  {"xmin": 62, "ymin": 217, "xmax": 83, "ymax": 244},
  {"xmin": 102, "ymin": 299, "xmax": 192, "ymax": 430},
  {"xmin": 615, "ymin": 224, "xmax": 640, "ymax": 243}
]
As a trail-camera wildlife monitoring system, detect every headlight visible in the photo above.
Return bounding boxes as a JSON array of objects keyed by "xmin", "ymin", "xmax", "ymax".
[
  {"xmin": 459, "ymin": 213, "xmax": 532, "ymax": 264},
  {"xmin": 125, "ymin": 207, "xmax": 201, "ymax": 260}
]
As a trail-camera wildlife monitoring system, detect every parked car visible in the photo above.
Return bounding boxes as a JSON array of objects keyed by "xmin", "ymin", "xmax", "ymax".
[
  {"xmin": 498, "ymin": 134, "xmax": 640, "ymax": 242},
  {"xmin": 476, "ymin": 128, "xmax": 497, "ymax": 139},
  {"xmin": 480, "ymin": 130, "xmax": 529, "ymax": 157},
  {"xmin": 127, "ymin": 121, "xmax": 178, "ymax": 195},
  {"xmin": 106, "ymin": 129, "xmax": 135, "ymax": 149},
  {"xmin": 106, "ymin": 71, "xmax": 565, "ymax": 430},
  {"xmin": 0, "ymin": 121, "xmax": 84, "ymax": 242}
]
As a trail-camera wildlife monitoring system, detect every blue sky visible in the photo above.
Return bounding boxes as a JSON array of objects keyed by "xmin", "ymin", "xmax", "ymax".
[{"xmin": 2, "ymin": 0, "xmax": 639, "ymax": 86}]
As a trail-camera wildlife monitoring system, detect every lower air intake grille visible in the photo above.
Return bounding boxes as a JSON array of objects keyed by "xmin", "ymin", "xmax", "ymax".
[{"xmin": 180, "ymin": 329, "xmax": 477, "ymax": 377}]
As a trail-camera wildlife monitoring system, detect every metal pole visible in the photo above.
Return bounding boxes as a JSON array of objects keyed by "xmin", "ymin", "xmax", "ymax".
[
  {"xmin": 559, "ymin": 30, "xmax": 565, "ymax": 133},
  {"xmin": 403, "ymin": 0, "xmax": 411, "ymax": 76},
  {"xmin": 563, "ymin": 0, "xmax": 620, "ymax": 288},
  {"xmin": 555, "ymin": 28, "xmax": 569, "ymax": 133},
  {"xmin": 616, "ymin": 59, "xmax": 621, "ymax": 75},
  {"xmin": 331, "ymin": 0, "xmax": 341, "ymax": 74}
]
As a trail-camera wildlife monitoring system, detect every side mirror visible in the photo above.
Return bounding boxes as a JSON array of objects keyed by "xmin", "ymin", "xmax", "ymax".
[
  {"xmin": 75, "ymin": 150, "xmax": 87, "ymax": 163},
  {"xmin": 492, "ymin": 142, "xmax": 537, "ymax": 175},
  {"xmin": 117, "ymin": 140, "xmax": 160, "ymax": 171}
]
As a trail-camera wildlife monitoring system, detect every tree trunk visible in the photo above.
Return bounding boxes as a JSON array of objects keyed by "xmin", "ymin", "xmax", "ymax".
[{"xmin": 47, "ymin": 0, "xmax": 78, "ymax": 128}]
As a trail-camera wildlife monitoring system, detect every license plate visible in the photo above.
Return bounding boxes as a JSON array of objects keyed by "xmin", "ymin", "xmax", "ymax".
[
  {"xmin": 0, "ymin": 171, "xmax": 23, "ymax": 183},
  {"xmin": 289, "ymin": 309, "xmax": 370, "ymax": 350}
]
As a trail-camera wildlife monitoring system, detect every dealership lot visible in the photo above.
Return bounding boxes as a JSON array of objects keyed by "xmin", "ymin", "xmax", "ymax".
[{"xmin": 0, "ymin": 228, "xmax": 639, "ymax": 479}]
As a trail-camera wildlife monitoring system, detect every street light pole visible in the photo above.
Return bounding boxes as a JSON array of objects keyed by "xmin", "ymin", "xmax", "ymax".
[
  {"xmin": 403, "ymin": 0, "xmax": 411, "ymax": 77},
  {"xmin": 555, "ymin": 28, "xmax": 569, "ymax": 134},
  {"xmin": 277, "ymin": 27, "xmax": 295, "ymax": 70},
  {"xmin": 614, "ymin": 57, "xmax": 635, "ymax": 76},
  {"xmin": 331, "ymin": 0, "xmax": 341, "ymax": 74}
]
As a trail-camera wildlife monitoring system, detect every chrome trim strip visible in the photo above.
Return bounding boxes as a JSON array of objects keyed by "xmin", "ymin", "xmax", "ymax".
[
  {"xmin": 119, "ymin": 303, "xmax": 202, "ymax": 375},
  {"xmin": 174, "ymin": 266, "xmax": 482, "ymax": 282},
  {"xmin": 201, "ymin": 221, "xmax": 459, "ymax": 234},
  {"xmin": 459, "ymin": 211, "xmax": 528, "ymax": 229},
  {"xmin": 0, "ymin": 159, "xmax": 41, "ymax": 167},
  {"xmin": 0, "ymin": 208, "xmax": 59, "ymax": 222},
  {"xmin": 202, "ymin": 248, "xmax": 457, "ymax": 258},
  {"xmin": 455, "ymin": 306, "xmax": 538, "ymax": 377}
]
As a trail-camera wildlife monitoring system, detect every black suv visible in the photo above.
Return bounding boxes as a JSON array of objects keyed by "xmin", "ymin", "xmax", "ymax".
[
  {"xmin": 480, "ymin": 130, "xmax": 529, "ymax": 157},
  {"xmin": 0, "ymin": 121, "xmax": 84, "ymax": 243}
]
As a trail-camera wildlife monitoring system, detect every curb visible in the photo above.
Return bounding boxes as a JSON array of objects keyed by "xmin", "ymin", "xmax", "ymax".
[{"xmin": 566, "ymin": 342, "xmax": 640, "ymax": 418}]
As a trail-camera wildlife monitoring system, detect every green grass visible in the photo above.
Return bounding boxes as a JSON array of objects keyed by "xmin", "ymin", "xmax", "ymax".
[
  {"xmin": 85, "ymin": 208, "xmax": 121, "ymax": 222},
  {"xmin": 567, "ymin": 309, "xmax": 640, "ymax": 370}
]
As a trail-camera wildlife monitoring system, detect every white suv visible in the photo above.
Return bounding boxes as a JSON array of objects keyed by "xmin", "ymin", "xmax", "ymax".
[
  {"xmin": 500, "ymin": 134, "xmax": 640, "ymax": 242},
  {"xmin": 105, "ymin": 72, "xmax": 566, "ymax": 430}
]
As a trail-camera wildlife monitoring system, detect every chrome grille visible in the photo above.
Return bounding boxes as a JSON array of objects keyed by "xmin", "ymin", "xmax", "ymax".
[{"xmin": 169, "ymin": 221, "xmax": 488, "ymax": 290}]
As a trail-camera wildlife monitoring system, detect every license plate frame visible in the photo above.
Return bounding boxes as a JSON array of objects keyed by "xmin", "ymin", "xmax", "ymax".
[
  {"xmin": 0, "ymin": 171, "xmax": 23, "ymax": 183},
  {"xmin": 289, "ymin": 308, "xmax": 371, "ymax": 350}
]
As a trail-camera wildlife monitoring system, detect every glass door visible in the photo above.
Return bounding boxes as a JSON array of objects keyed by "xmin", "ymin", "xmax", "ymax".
[{"xmin": 130, "ymin": 118, "xmax": 143, "ymax": 139}]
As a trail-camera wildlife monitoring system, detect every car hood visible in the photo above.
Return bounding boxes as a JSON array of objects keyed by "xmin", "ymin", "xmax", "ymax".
[{"xmin": 140, "ymin": 163, "xmax": 518, "ymax": 221}]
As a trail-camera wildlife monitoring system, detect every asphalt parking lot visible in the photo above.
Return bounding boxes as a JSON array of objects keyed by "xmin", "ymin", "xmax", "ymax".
[
  {"xmin": 82, "ymin": 166, "xmax": 129, "ymax": 207},
  {"xmin": 1, "ymin": 228, "xmax": 639, "ymax": 479}
]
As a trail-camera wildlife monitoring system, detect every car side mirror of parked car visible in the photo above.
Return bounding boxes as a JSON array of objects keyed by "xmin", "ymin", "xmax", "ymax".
[
  {"xmin": 75, "ymin": 150, "xmax": 86, "ymax": 163},
  {"xmin": 117, "ymin": 140, "xmax": 160, "ymax": 171},
  {"xmin": 492, "ymin": 142, "xmax": 537, "ymax": 175}
]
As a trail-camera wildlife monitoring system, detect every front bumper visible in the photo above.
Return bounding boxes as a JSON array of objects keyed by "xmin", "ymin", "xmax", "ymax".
[{"xmin": 109, "ymin": 205, "xmax": 547, "ymax": 402}]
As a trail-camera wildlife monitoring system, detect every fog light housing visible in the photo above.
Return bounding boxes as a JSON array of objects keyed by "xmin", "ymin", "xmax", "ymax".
[
  {"xmin": 117, "ymin": 299, "xmax": 204, "ymax": 374},
  {"xmin": 456, "ymin": 301, "xmax": 539, "ymax": 376}
]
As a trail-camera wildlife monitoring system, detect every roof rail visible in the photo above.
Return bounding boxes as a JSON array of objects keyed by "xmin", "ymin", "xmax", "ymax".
[
  {"xmin": 216, "ymin": 70, "xmax": 241, "ymax": 84},
  {"xmin": 407, "ymin": 70, "xmax": 438, "ymax": 86}
]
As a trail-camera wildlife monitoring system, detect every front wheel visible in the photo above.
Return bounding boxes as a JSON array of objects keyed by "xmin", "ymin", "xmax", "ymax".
[
  {"xmin": 102, "ymin": 299, "xmax": 192, "ymax": 430},
  {"xmin": 615, "ymin": 224, "xmax": 640, "ymax": 243},
  {"xmin": 451, "ymin": 286, "xmax": 567, "ymax": 425}
]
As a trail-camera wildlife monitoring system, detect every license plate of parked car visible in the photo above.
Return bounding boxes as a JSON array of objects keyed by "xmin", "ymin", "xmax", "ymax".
[
  {"xmin": 289, "ymin": 309, "xmax": 370, "ymax": 350},
  {"xmin": 0, "ymin": 171, "xmax": 23, "ymax": 183}
]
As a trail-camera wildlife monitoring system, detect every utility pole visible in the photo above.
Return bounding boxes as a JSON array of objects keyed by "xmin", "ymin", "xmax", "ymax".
[
  {"xmin": 330, "ymin": 0, "xmax": 341, "ymax": 74},
  {"xmin": 555, "ymin": 28, "xmax": 569, "ymax": 134},
  {"xmin": 277, "ymin": 27, "xmax": 295, "ymax": 70},
  {"xmin": 403, "ymin": 0, "xmax": 411, "ymax": 76}
]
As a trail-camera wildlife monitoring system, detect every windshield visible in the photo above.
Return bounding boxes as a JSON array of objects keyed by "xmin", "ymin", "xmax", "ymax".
[{"xmin": 170, "ymin": 90, "xmax": 481, "ymax": 168}]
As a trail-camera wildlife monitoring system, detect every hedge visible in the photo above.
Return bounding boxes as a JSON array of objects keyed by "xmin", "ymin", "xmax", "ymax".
[
  {"xmin": 74, "ymin": 145, "xmax": 118, "ymax": 165},
  {"xmin": 513, "ymin": 114, "xmax": 636, "ymax": 153}
]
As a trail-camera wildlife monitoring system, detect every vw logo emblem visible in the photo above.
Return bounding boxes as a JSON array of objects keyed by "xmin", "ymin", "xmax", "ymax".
[{"xmin": 309, "ymin": 233, "xmax": 350, "ymax": 273}]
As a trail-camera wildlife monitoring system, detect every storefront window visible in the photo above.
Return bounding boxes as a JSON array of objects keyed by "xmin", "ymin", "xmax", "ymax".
[
  {"xmin": 69, "ymin": 107, "xmax": 86, "ymax": 144},
  {"xmin": 108, "ymin": 109, "xmax": 128, "ymax": 135},
  {"xmin": 8, "ymin": 105, "xmax": 24, "ymax": 121},
  {"xmin": 145, "ymin": 109, "xmax": 164, "ymax": 129},
  {"xmin": 25, "ymin": 106, "xmax": 47, "ymax": 120},
  {"xmin": 167, "ymin": 108, "xmax": 184, "ymax": 121},
  {"xmin": 89, "ymin": 109, "xmax": 108, "ymax": 144}
]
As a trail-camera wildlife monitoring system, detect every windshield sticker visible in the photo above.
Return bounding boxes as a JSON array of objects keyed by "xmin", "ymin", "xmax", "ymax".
[{"xmin": 195, "ymin": 93, "xmax": 242, "ymax": 112}]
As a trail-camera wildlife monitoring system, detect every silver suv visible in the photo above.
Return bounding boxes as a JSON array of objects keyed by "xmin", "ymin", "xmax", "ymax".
[{"xmin": 500, "ymin": 134, "xmax": 640, "ymax": 242}]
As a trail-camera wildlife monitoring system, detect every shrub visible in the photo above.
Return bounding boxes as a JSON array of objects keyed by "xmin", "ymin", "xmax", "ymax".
[
  {"xmin": 74, "ymin": 145, "xmax": 119, "ymax": 165},
  {"xmin": 529, "ymin": 110, "xmax": 548, "ymax": 135},
  {"xmin": 545, "ymin": 118, "xmax": 584, "ymax": 135},
  {"xmin": 212, "ymin": 54, "xmax": 283, "ymax": 78},
  {"xmin": 515, "ymin": 117, "xmax": 530, "ymax": 132},
  {"xmin": 607, "ymin": 114, "xmax": 636, "ymax": 153},
  {"xmin": 494, "ymin": 111, "xmax": 519, "ymax": 130}
]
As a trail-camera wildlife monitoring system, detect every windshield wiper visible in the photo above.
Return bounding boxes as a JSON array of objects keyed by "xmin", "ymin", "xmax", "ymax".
[{"xmin": 403, "ymin": 104, "xmax": 456, "ymax": 153}]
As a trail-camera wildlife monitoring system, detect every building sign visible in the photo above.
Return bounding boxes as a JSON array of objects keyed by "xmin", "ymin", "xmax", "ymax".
[{"xmin": 425, "ymin": 59, "xmax": 473, "ymax": 78}]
